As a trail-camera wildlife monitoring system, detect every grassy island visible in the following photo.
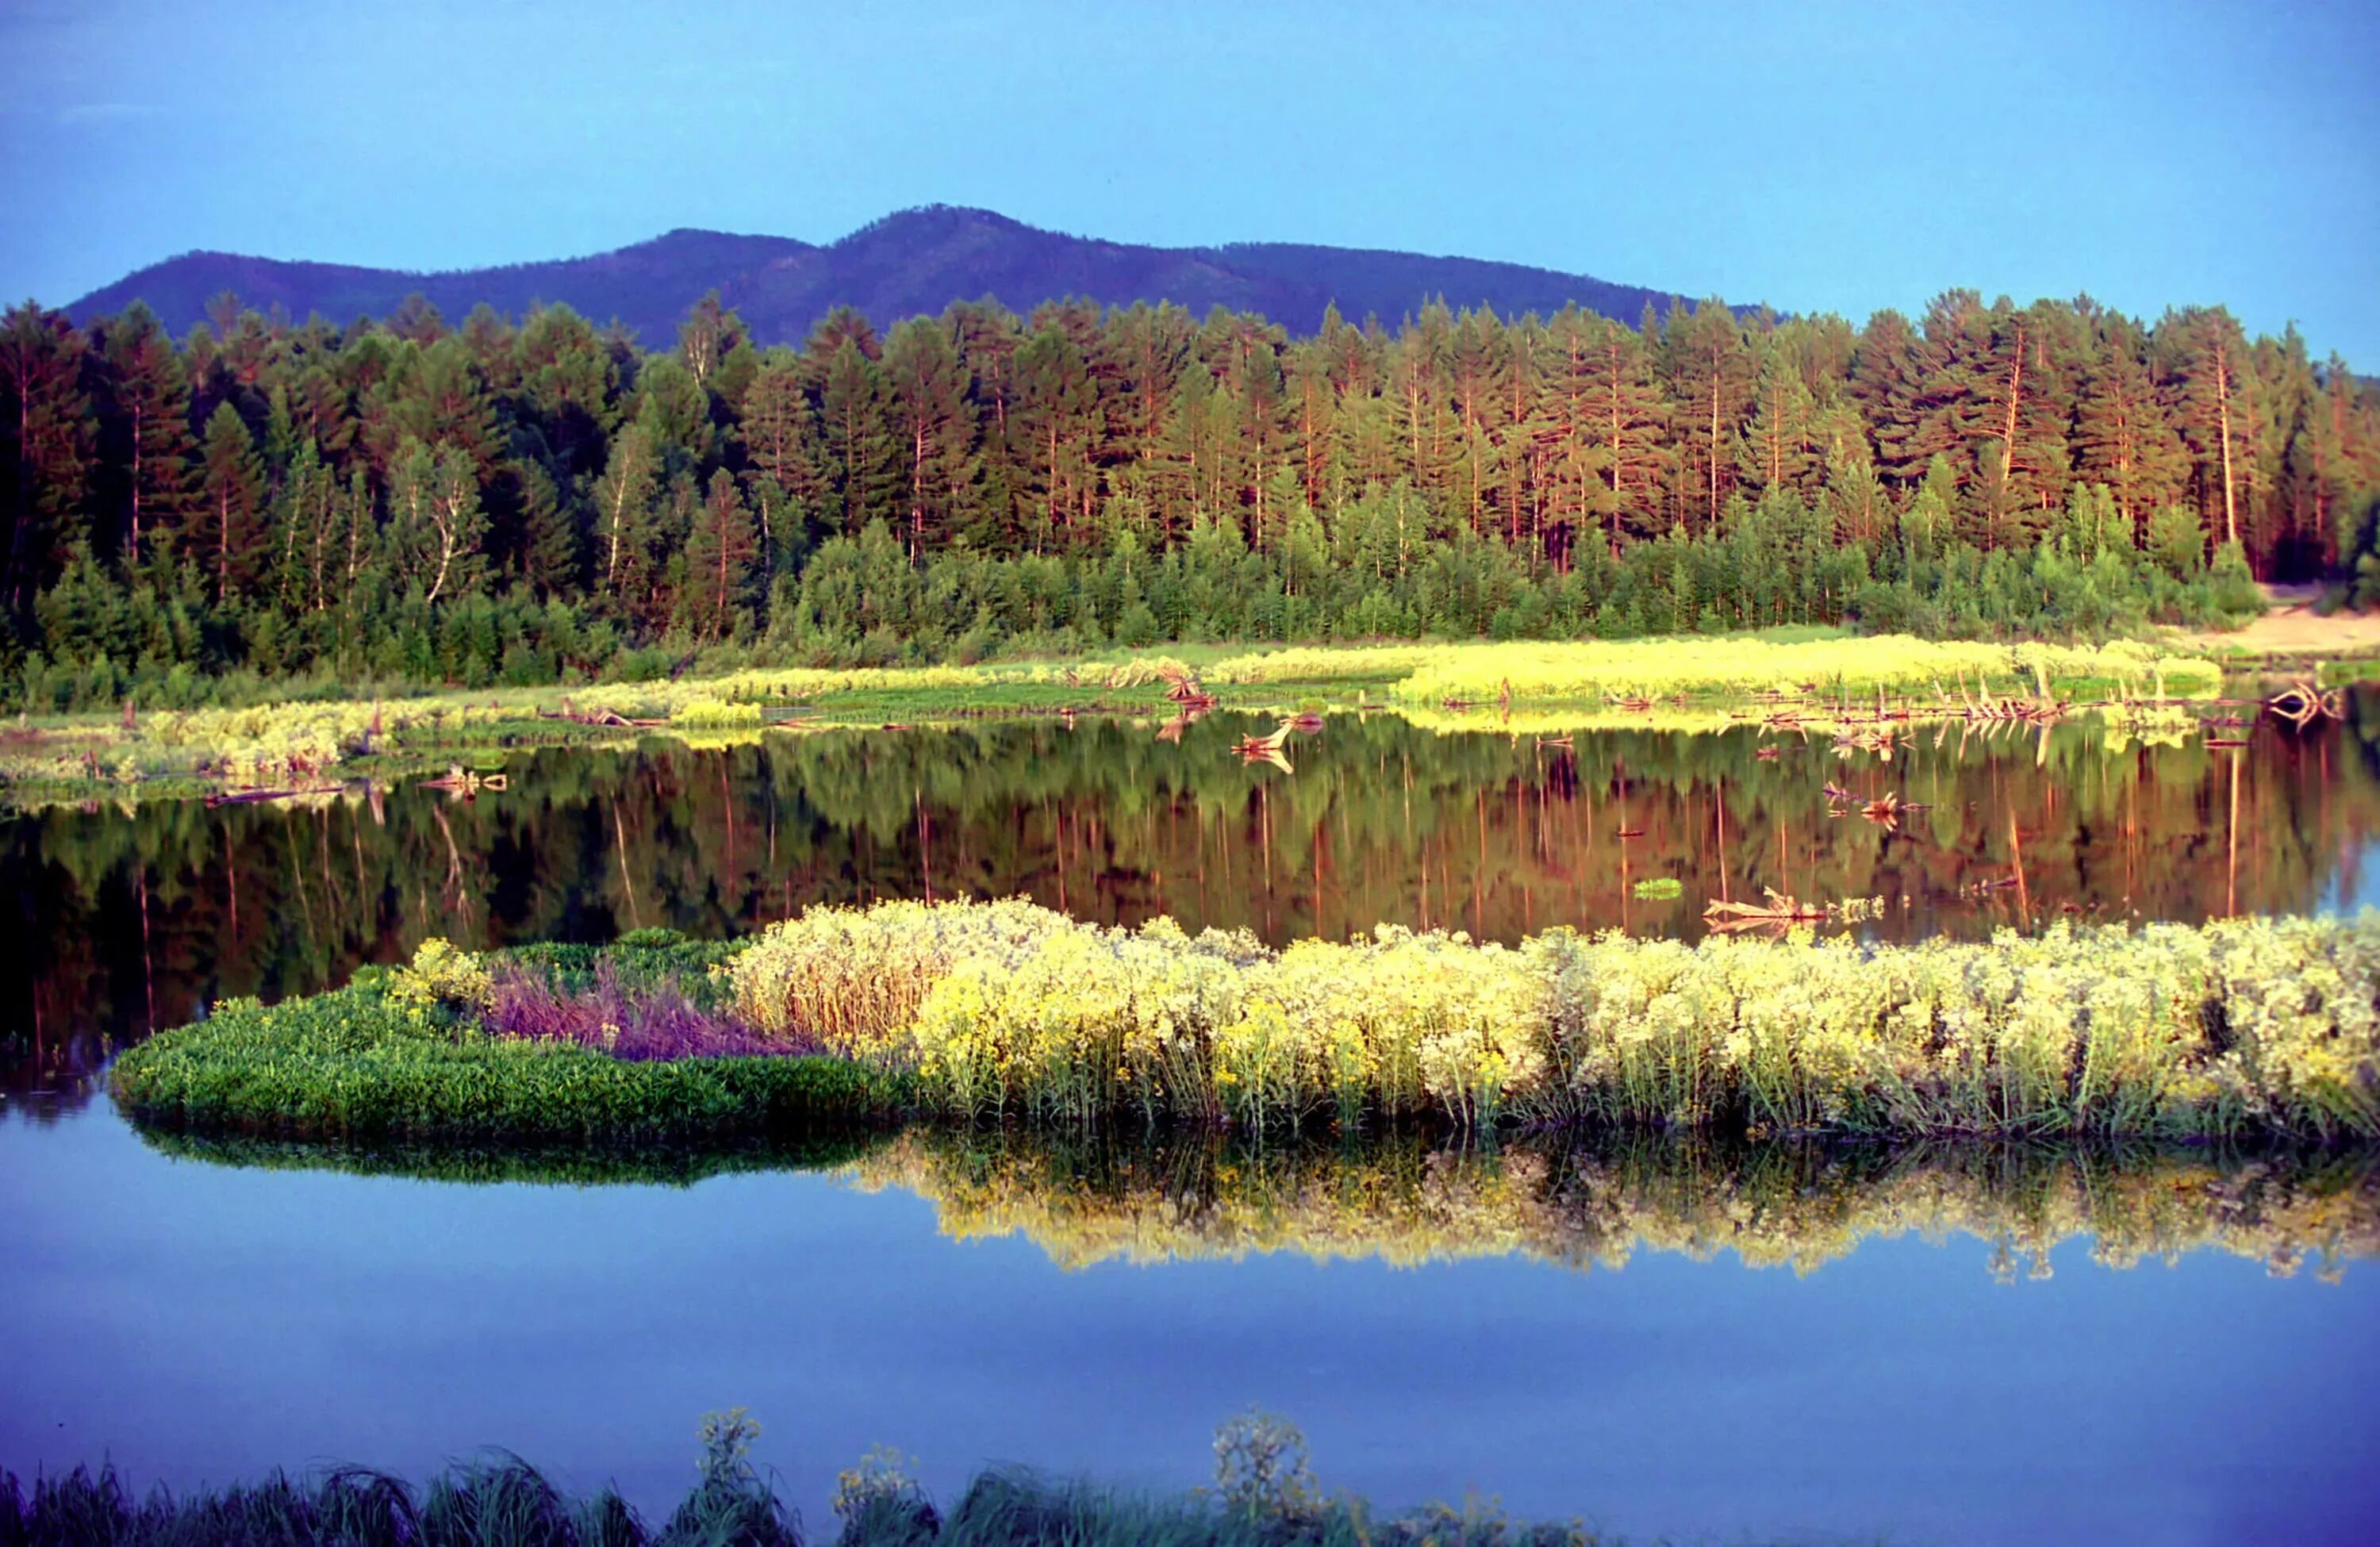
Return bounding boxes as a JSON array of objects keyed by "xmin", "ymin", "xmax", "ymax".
[{"xmin": 113, "ymin": 900, "xmax": 2380, "ymax": 1144}]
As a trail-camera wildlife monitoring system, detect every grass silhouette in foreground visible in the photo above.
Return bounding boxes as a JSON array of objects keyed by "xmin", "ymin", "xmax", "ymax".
[{"xmin": 0, "ymin": 1409, "xmax": 1811, "ymax": 1546}]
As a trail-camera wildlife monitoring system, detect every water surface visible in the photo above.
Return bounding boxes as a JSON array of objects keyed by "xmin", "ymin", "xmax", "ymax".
[
  {"xmin": 2, "ymin": 1109, "xmax": 2375, "ymax": 1545},
  {"xmin": 6, "ymin": 704, "xmax": 2380, "ymax": 1544}
]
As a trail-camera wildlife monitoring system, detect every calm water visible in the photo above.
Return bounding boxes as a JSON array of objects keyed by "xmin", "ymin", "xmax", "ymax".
[
  {"xmin": 3, "ymin": 1111, "xmax": 2377, "ymax": 1544},
  {"xmin": 6, "ymin": 704, "xmax": 2380, "ymax": 1544}
]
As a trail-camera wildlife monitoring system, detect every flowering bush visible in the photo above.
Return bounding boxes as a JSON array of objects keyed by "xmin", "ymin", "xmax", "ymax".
[
  {"xmin": 727, "ymin": 900, "xmax": 2379, "ymax": 1138},
  {"xmin": 388, "ymin": 937, "xmax": 493, "ymax": 1012}
]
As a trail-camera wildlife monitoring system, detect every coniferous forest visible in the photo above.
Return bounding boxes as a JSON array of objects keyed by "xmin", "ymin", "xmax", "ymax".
[{"xmin": 3, "ymin": 286, "xmax": 2375, "ymax": 708}]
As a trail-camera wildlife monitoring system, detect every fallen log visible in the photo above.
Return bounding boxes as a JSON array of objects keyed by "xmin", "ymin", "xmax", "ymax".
[{"xmin": 205, "ymin": 784, "xmax": 343, "ymax": 808}]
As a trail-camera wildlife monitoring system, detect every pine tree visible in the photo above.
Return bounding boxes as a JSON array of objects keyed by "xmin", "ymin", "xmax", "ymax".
[
  {"xmin": 737, "ymin": 355, "xmax": 815, "ymax": 571},
  {"xmin": 2159, "ymin": 305, "xmax": 2251, "ymax": 555},
  {"xmin": 515, "ymin": 305, "xmax": 618, "ymax": 473},
  {"xmin": 882, "ymin": 317, "xmax": 978, "ymax": 559},
  {"xmin": 1385, "ymin": 302, "xmax": 1453, "ymax": 503},
  {"xmin": 677, "ymin": 291, "xmax": 745, "ymax": 389},
  {"xmin": 2074, "ymin": 316, "xmax": 2188, "ymax": 539},
  {"xmin": 1015, "ymin": 326, "xmax": 1097, "ymax": 550},
  {"xmin": 387, "ymin": 438, "xmax": 486, "ymax": 605},
  {"xmin": 1576, "ymin": 313, "xmax": 1672, "ymax": 551},
  {"xmin": 594, "ymin": 421, "xmax": 659, "ymax": 600},
  {"xmin": 1106, "ymin": 301, "xmax": 1193, "ymax": 472},
  {"xmin": 99, "ymin": 303, "xmax": 194, "ymax": 564},
  {"xmin": 629, "ymin": 356, "xmax": 715, "ymax": 471},
  {"xmin": 1226, "ymin": 334, "xmax": 1292, "ymax": 551},
  {"xmin": 514, "ymin": 458, "xmax": 584, "ymax": 598},
  {"xmin": 372, "ymin": 336, "xmax": 501, "ymax": 478},
  {"xmin": 194, "ymin": 401, "xmax": 265, "ymax": 606},
  {"xmin": 816, "ymin": 338, "xmax": 895, "ymax": 536},
  {"xmin": 0, "ymin": 303, "xmax": 93, "ymax": 615},
  {"xmin": 1739, "ymin": 339, "xmax": 1821, "ymax": 499},
  {"xmin": 1668, "ymin": 299, "xmax": 1753, "ymax": 532},
  {"xmin": 682, "ymin": 467, "xmax": 756, "ymax": 642}
]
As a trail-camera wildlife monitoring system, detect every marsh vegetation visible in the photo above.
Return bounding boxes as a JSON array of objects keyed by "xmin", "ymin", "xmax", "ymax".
[{"xmin": 111, "ymin": 900, "xmax": 2380, "ymax": 1142}]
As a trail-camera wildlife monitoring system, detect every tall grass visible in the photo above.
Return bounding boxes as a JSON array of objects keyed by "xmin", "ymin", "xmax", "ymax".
[
  {"xmin": 1374, "ymin": 636, "xmax": 2217, "ymax": 703},
  {"xmin": 730, "ymin": 900, "xmax": 2379, "ymax": 1138},
  {"xmin": 0, "ymin": 1422, "xmax": 1657, "ymax": 1546}
]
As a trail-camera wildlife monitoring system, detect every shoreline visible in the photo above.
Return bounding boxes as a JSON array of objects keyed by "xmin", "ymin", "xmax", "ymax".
[{"xmin": 2, "ymin": 633, "xmax": 2233, "ymax": 808}]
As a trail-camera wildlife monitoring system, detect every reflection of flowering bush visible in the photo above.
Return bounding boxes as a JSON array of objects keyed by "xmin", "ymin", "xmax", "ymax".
[{"xmin": 846, "ymin": 1130, "xmax": 2380, "ymax": 1283}]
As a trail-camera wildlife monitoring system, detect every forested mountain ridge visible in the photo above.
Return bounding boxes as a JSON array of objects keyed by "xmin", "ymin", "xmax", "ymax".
[
  {"xmin": 67, "ymin": 228, "xmax": 814, "ymax": 351},
  {"xmin": 2, "ymin": 277, "xmax": 2374, "ymax": 710},
  {"xmin": 64, "ymin": 205, "xmax": 1699, "ymax": 347}
]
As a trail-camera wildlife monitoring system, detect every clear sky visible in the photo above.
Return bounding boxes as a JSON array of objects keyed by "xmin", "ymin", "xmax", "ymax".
[{"xmin": 2, "ymin": 0, "xmax": 2374, "ymax": 357}]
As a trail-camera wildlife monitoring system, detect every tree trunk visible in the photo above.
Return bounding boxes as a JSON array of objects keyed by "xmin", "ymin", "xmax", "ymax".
[{"xmin": 2217, "ymin": 340, "xmax": 2237, "ymax": 549}]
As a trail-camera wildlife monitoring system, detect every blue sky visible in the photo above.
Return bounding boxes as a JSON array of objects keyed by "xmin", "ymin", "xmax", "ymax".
[{"xmin": 2, "ymin": 0, "xmax": 2374, "ymax": 358}]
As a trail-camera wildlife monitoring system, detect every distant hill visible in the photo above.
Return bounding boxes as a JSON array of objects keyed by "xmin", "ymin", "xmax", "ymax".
[{"xmin": 67, "ymin": 205, "xmax": 1724, "ymax": 344}]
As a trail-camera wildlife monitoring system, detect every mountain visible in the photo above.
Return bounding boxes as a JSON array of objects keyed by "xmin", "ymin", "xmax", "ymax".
[{"xmin": 67, "ymin": 205, "xmax": 1723, "ymax": 344}]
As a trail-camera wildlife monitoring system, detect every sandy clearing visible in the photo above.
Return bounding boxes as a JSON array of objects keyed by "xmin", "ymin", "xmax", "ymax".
[{"xmin": 2178, "ymin": 587, "xmax": 2380, "ymax": 658}]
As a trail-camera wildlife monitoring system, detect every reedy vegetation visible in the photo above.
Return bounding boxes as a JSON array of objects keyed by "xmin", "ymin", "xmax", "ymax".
[
  {"xmin": 111, "ymin": 939, "xmax": 913, "ymax": 1146},
  {"xmin": 841, "ymin": 1130, "xmax": 2378, "ymax": 1281},
  {"xmin": 0, "ymin": 1408, "xmax": 1642, "ymax": 1547}
]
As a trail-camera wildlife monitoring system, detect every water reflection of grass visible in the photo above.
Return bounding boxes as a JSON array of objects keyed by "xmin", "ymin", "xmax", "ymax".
[
  {"xmin": 140, "ymin": 1129, "xmax": 885, "ymax": 1187},
  {"xmin": 132, "ymin": 1124, "xmax": 2379, "ymax": 1281}
]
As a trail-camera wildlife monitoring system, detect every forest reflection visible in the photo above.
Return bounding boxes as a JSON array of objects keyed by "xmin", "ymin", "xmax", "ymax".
[{"xmin": 7, "ymin": 695, "xmax": 2380, "ymax": 1094}]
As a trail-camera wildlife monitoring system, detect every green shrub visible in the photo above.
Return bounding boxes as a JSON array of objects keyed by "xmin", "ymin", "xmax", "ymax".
[{"xmin": 112, "ymin": 981, "xmax": 915, "ymax": 1144}]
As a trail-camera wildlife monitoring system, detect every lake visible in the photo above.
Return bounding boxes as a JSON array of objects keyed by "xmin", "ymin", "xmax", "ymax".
[{"xmin": 5, "ymin": 704, "xmax": 2379, "ymax": 1544}]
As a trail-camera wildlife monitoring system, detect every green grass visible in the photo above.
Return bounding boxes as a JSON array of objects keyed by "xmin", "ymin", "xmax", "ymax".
[{"xmin": 111, "ymin": 974, "xmax": 916, "ymax": 1146}]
